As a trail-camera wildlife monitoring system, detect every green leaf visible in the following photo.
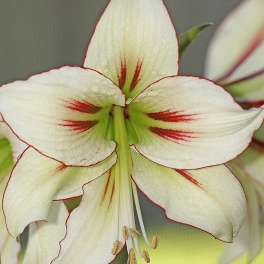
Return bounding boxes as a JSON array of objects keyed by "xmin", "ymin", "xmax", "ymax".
[{"xmin": 179, "ymin": 23, "xmax": 213, "ymax": 55}]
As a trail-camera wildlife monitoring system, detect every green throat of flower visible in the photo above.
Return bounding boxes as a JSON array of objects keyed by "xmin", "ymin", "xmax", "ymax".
[{"xmin": 109, "ymin": 105, "xmax": 158, "ymax": 263}]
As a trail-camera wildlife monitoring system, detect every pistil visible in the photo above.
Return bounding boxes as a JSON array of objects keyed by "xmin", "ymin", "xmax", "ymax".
[{"xmin": 112, "ymin": 105, "xmax": 158, "ymax": 263}]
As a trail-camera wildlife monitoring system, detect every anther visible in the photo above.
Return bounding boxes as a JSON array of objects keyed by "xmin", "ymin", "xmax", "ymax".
[
  {"xmin": 151, "ymin": 235, "xmax": 158, "ymax": 249},
  {"xmin": 111, "ymin": 240, "xmax": 119, "ymax": 255},
  {"xmin": 129, "ymin": 227, "xmax": 141, "ymax": 237},
  {"xmin": 143, "ymin": 250, "xmax": 150, "ymax": 263},
  {"xmin": 123, "ymin": 226, "xmax": 129, "ymax": 240},
  {"xmin": 128, "ymin": 248, "xmax": 136, "ymax": 264}
]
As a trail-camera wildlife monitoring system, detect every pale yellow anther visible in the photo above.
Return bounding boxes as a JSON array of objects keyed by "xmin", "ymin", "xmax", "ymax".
[
  {"xmin": 127, "ymin": 248, "xmax": 136, "ymax": 264},
  {"xmin": 123, "ymin": 226, "xmax": 129, "ymax": 240},
  {"xmin": 129, "ymin": 227, "xmax": 141, "ymax": 237},
  {"xmin": 111, "ymin": 240, "xmax": 119, "ymax": 255},
  {"xmin": 151, "ymin": 234, "xmax": 158, "ymax": 249},
  {"xmin": 143, "ymin": 250, "xmax": 150, "ymax": 263}
]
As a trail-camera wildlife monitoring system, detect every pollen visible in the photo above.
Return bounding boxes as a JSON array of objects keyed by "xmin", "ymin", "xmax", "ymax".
[
  {"xmin": 128, "ymin": 248, "xmax": 136, "ymax": 264},
  {"xmin": 129, "ymin": 227, "xmax": 141, "ymax": 237},
  {"xmin": 151, "ymin": 235, "xmax": 158, "ymax": 249},
  {"xmin": 111, "ymin": 240, "xmax": 119, "ymax": 255},
  {"xmin": 122, "ymin": 226, "xmax": 129, "ymax": 240},
  {"xmin": 143, "ymin": 250, "xmax": 150, "ymax": 263}
]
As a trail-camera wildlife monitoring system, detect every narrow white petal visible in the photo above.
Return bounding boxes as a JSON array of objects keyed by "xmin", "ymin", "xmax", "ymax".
[
  {"xmin": 205, "ymin": 0, "xmax": 264, "ymax": 83},
  {"xmin": 84, "ymin": 0, "xmax": 178, "ymax": 98},
  {"xmin": 131, "ymin": 150, "xmax": 246, "ymax": 242},
  {"xmin": 22, "ymin": 202, "xmax": 68, "ymax": 264},
  {"xmin": 53, "ymin": 173, "xmax": 124, "ymax": 263}
]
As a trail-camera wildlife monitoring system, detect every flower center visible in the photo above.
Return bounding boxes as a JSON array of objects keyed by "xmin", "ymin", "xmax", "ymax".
[{"xmin": 111, "ymin": 106, "xmax": 158, "ymax": 263}]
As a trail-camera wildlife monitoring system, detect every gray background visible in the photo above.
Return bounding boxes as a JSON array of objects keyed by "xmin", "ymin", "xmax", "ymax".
[{"xmin": 0, "ymin": 0, "xmax": 240, "ymax": 85}]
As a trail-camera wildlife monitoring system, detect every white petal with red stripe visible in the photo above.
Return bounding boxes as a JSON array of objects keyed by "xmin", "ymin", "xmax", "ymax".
[
  {"xmin": 205, "ymin": 0, "xmax": 264, "ymax": 101},
  {"xmin": 84, "ymin": 0, "xmax": 178, "ymax": 98},
  {"xmin": 53, "ymin": 172, "xmax": 124, "ymax": 264},
  {"xmin": 128, "ymin": 76, "xmax": 264, "ymax": 169},
  {"xmin": 3, "ymin": 147, "xmax": 116, "ymax": 237},
  {"xmin": 22, "ymin": 202, "xmax": 68, "ymax": 264},
  {"xmin": 131, "ymin": 150, "xmax": 246, "ymax": 242},
  {"xmin": 0, "ymin": 67, "xmax": 125, "ymax": 166}
]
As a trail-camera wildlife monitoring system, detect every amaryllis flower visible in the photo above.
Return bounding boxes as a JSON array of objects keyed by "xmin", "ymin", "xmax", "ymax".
[
  {"xmin": 0, "ymin": 119, "xmax": 68, "ymax": 263},
  {"xmin": 205, "ymin": 0, "xmax": 264, "ymax": 262},
  {"xmin": 1, "ymin": 0, "xmax": 264, "ymax": 263}
]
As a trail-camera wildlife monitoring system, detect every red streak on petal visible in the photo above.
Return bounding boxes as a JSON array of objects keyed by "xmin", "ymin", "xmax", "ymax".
[
  {"xmin": 149, "ymin": 127, "xmax": 196, "ymax": 142},
  {"xmin": 217, "ymin": 31, "xmax": 264, "ymax": 83},
  {"xmin": 175, "ymin": 169, "xmax": 202, "ymax": 188},
  {"xmin": 54, "ymin": 164, "xmax": 68, "ymax": 173},
  {"xmin": 101, "ymin": 171, "xmax": 111, "ymax": 205},
  {"xmin": 130, "ymin": 61, "xmax": 143, "ymax": 91},
  {"xmin": 63, "ymin": 100, "xmax": 101, "ymax": 114},
  {"xmin": 109, "ymin": 183, "xmax": 115, "ymax": 207},
  {"xmin": 60, "ymin": 120, "xmax": 98, "ymax": 133},
  {"xmin": 118, "ymin": 59, "xmax": 127, "ymax": 90},
  {"xmin": 239, "ymin": 100, "xmax": 264, "ymax": 109},
  {"xmin": 147, "ymin": 110, "xmax": 196, "ymax": 122}
]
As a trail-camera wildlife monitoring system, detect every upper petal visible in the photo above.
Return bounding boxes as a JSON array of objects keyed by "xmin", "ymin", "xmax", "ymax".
[
  {"xmin": 0, "ymin": 66, "xmax": 125, "ymax": 166},
  {"xmin": 205, "ymin": 0, "xmax": 264, "ymax": 85},
  {"xmin": 52, "ymin": 172, "xmax": 124, "ymax": 264},
  {"xmin": 84, "ymin": 0, "xmax": 178, "ymax": 98},
  {"xmin": 128, "ymin": 76, "xmax": 264, "ymax": 169},
  {"xmin": 22, "ymin": 202, "xmax": 68, "ymax": 264},
  {"xmin": 3, "ymin": 147, "xmax": 116, "ymax": 237},
  {"xmin": 205, "ymin": 0, "xmax": 264, "ymax": 104},
  {"xmin": 131, "ymin": 150, "xmax": 246, "ymax": 242}
]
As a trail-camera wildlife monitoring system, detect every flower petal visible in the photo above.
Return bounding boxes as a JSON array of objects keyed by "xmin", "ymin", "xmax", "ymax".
[
  {"xmin": 0, "ymin": 66, "xmax": 125, "ymax": 166},
  {"xmin": 205, "ymin": 0, "xmax": 264, "ymax": 84},
  {"xmin": 129, "ymin": 76, "xmax": 264, "ymax": 169},
  {"xmin": 0, "ymin": 120, "xmax": 27, "ymax": 162},
  {"xmin": 131, "ymin": 150, "xmax": 246, "ymax": 242},
  {"xmin": 0, "ymin": 172, "xmax": 20, "ymax": 264},
  {"xmin": 84, "ymin": 0, "xmax": 178, "ymax": 98},
  {"xmin": 3, "ymin": 147, "xmax": 116, "ymax": 237},
  {"xmin": 22, "ymin": 201, "xmax": 68, "ymax": 264},
  {"xmin": 219, "ymin": 162, "xmax": 261, "ymax": 263},
  {"xmin": 53, "ymin": 172, "xmax": 124, "ymax": 263}
]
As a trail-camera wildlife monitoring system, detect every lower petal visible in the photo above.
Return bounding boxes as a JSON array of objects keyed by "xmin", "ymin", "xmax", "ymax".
[
  {"xmin": 131, "ymin": 150, "xmax": 246, "ymax": 242},
  {"xmin": 52, "ymin": 173, "xmax": 124, "ymax": 263},
  {"xmin": 3, "ymin": 147, "xmax": 116, "ymax": 237},
  {"xmin": 22, "ymin": 202, "xmax": 68, "ymax": 264}
]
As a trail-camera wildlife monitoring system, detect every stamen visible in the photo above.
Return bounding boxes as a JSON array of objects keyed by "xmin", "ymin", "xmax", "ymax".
[
  {"xmin": 129, "ymin": 228, "xmax": 141, "ymax": 237},
  {"xmin": 143, "ymin": 250, "xmax": 150, "ymax": 263},
  {"xmin": 111, "ymin": 240, "xmax": 119, "ymax": 255},
  {"xmin": 123, "ymin": 226, "xmax": 129, "ymax": 240},
  {"xmin": 127, "ymin": 248, "xmax": 136, "ymax": 264},
  {"xmin": 151, "ymin": 235, "xmax": 158, "ymax": 249}
]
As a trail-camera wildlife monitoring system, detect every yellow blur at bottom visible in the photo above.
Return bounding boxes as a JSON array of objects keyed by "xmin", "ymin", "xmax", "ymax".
[{"xmin": 114, "ymin": 222, "xmax": 264, "ymax": 264}]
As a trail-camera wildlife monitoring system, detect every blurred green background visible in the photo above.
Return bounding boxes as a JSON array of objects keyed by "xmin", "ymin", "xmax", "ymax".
[{"xmin": 1, "ymin": 0, "xmax": 263, "ymax": 263}]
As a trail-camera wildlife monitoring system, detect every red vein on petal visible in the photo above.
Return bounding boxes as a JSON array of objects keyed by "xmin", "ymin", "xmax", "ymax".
[
  {"xmin": 130, "ymin": 61, "xmax": 143, "ymax": 91},
  {"xmin": 54, "ymin": 164, "xmax": 68, "ymax": 173},
  {"xmin": 147, "ymin": 110, "xmax": 196, "ymax": 122},
  {"xmin": 101, "ymin": 170, "xmax": 111, "ymax": 205},
  {"xmin": 63, "ymin": 99, "xmax": 102, "ymax": 114},
  {"xmin": 217, "ymin": 31, "xmax": 264, "ymax": 83},
  {"xmin": 118, "ymin": 59, "xmax": 127, "ymax": 90},
  {"xmin": 239, "ymin": 100, "xmax": 264, "ymax": 109},
  {"xmin": 109, "ymin": 183, "xmax": 115, "ymax": 208},
  {"xmin": 60, "ymin": 120, "xmax": 98, "ymax": 133},
  {"xmin": 149, "ymin": 127, "xmax": 196, "ymax": 142},
  {"xmin": 175, "ymin": 169, "xmax": 202, "ymax": 188}
]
